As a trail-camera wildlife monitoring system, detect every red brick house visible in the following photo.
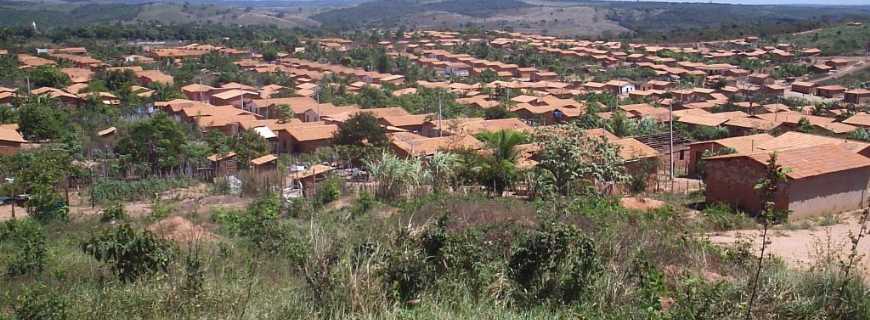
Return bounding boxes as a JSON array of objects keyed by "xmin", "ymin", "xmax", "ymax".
[{"xmin": 704, "ymin": 144, "xmax": 870, "ymax": 218}]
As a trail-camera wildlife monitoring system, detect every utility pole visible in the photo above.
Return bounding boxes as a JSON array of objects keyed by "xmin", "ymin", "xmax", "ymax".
[
  {"xmin": 315, "ymin": 85, "xmax": 321, "ymax": 122},
  {"xmin": 438, "ymin": 91, "xmax": 443, "ymax": 137},
  {"xmin": 668, "ymin": 102, "xmax": 675, "ymax": 192}
]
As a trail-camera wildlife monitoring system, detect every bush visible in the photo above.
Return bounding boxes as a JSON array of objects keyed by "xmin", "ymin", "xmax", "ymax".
[
  {"xmin": 81, "ymin": 224, "xmax": 174, "ymax": 282},
  {"xmin": 701, "ymin": 203, "xmax": 756, "ymax": 231},
  {"xmin": 212, "ymin": 194, "xmax": 307, "ymax": 261},
  {"xmin": 28, "ymin": 190, "xmax": 69, "ymax": 223},
  {"xmin": 508, "ymin": 222, "xmax": 601, "ymax": 305},
  {"xmin": 0, "ymin": 219, "xmax": 47, "ymax": 276},
  {"xmin": 314, "ymin": 175, "xmax": 342, "ymax": 207},
  {"xmin": 13, "ymin": 287, "xmax": 69, "ymax": 320},
  {"xmin": 99, "ymin": 203, "xmax": 127, "ymax": 223},
  {"xmin": 350, "ymin": 192, "xmax": 376, "ymax": 218},
  {"xmin": 90, "ymin": 177, "xmax": 194, "ymax": 204}
]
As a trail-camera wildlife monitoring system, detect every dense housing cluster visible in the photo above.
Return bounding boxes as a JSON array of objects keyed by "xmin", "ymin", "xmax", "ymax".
[{"xmin": 1, "ymin": 18, "xmax": 869, "ymax": 319}]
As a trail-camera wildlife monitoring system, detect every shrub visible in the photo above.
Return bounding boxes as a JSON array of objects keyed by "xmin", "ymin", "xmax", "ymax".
[
  {"xmin": 0, "ymin": 219, "xmax": 47, "ymax": 276},
  {"xmin": 90, "ymin": 177, "xmax": 194, "ymax": 204},
  {"xmin": 350, "ymin": 192, "xmax": 376, "ymax": 218},
  {"xmin": 99, "ymin": 202, "xmax": 127, "ymax": 223},
  {"xmin": 314, "ymin": 175, "xmax": 342, "ymax": 207},
  {"xmin": 12, "ymin": 286, "xmax": 69, "ymax": 320},
  {"xmin": 81, "ymin": 224, "xmax": 174, "ymax": 282},
  {"xmin": 381, "ymin": 232, "xmax": 436, "ymax": 302},
  {"xmin": 701, "ymin": 203, "xmax": 756, "ymax": 231},
  {"xmin": 28, "ymin": 190, "xmax": 69, "ymax": 223},
  {"xmin": 508, "ymin": 222, "xmax": 601, "ymax": 305}
]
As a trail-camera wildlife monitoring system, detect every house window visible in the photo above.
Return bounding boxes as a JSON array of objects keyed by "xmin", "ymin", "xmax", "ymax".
[{"xmin": 679, "ymin": 150, "xmax": 685, "ymax": 161}]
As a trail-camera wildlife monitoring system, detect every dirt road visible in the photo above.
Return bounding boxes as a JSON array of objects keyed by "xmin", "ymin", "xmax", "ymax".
[{"xmin": 709, "ymin": 211, "xmax": 870, "ymax": 279}]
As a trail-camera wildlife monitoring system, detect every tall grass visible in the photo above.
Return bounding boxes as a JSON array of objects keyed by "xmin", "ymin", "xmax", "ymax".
[{"xmin": 2, "ymin": 192, "xmax": 869, "ymax": 319}]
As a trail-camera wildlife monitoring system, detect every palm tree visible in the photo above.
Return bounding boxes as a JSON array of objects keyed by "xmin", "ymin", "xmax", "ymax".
[{"xmin": 475, "ymin": 130, "xmax": 527, "ymax": 195}]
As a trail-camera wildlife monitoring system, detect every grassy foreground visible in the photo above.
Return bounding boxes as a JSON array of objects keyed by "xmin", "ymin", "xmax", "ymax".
[{"xmin": 1, "ymin": 190, "xmax": 869, "ymax": 319}]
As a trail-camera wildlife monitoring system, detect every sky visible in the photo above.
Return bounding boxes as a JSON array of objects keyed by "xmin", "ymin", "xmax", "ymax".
[{"xmin": 609, "ymin": 0, "xmax": 869, "ymax": 5}]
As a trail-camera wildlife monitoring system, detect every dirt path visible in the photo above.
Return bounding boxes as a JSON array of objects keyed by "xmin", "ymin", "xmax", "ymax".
[
  {"xmin": 810, "ymin": 58, "xmax": 869, "ymax": 83},
  {"xmin": 0, "ymin": 184, "xmax": 251, "ymax": 222},
  {"xmin": 709, "ymin": 211, "xmax": 870, "ymax": 278}
]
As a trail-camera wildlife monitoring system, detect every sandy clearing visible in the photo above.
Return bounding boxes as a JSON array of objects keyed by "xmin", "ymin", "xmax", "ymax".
[{"xmin": 709, "ymin": 212, "xmax": 870, "ymax": 278}]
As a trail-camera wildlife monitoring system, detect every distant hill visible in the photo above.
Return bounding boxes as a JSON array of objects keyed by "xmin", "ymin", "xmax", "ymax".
[
  {"xmin": 0, "ymin": 0, "xmax": 322, "ymax": 29},
  {"xmin": 1, "ymin": 0, "xmax": 869, "ymax": 41},
  {"xmin": 310, "ymin": 0, "xmax": 870, "ymax": 40},
  {"xmin": 310, "ymin": 0, "xmax": 531, "ymax": 29}
]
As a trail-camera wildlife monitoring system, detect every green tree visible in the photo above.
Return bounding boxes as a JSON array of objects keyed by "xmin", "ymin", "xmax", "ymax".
[
  {"xmin": 534, "ymin": 123, "xmax": 627, "ymax": 195},
  {"xmin": 479, "ymin": 69, "xmax": 498, "ymax": 83},
  {"xmin": 81, "ymin": 224, "xmax": 173, "ymax": 282},
  {"xmin": 101, "ymin": 69, "xmax": 138, "ymax": 92},
  {"xmin": 116, "ymin": 113, "xmax": 188, "ymax": 173},
  {"xmin": 28, "ymin": 65, "xmax": 70, "ymax": 88},
  {"xmin": 475, "ymin": 129, "xmax": 526, "ymax": 195},
  {"xmin": 745, "ymin": 153, "xmax": 790, "ymax": 320},
  {"xmin": 17, "ymin": 98, "xmax": 69, "ymax": 141},
  {"xmin": 1, "ymin": 219, "xmax": 47, "ymax": 275},
  {"xmin": 262, "ymin": 47, "xmax": 279, "ymax": 62},
  {"xmin": 427, "ymin": 151, "xmax": 460, "ymax": 193},
  {"xmin": 232, "ymin": 129, "xmax": 269, "ymax": 169},
  {"xmin": 275, "ymin": 104, "xmax": 295, "ymax": 123},
  {"xmin": 333, "ymin": 112, "xmax": 388, "ymax": 146},
  {"xmin": 365, "ymin": 152, "xmax": 427, "ymax": 201},
  {"xmin": 796, "ymin": 117, "xmax": 813, "ymax": 133}
]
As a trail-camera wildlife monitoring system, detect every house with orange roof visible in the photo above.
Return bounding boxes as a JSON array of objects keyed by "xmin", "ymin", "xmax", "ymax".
[
  {"xmin": 389, "ymin": 132, "xmax": 482, "ymax": 158},
  {"xmin": 845, "ymin": 89, "xmax": 870, "ymax": 105},
  {"xmin": 181, "ymin": 84, "xmax": 216, "ymax": 101},
  {"xmin": 17, "ymin": 54, "xmax": 56, "ymax": 69},
  {"xmin": 210, "ymin": 89, "xmax": 260, "ymax": 108},
  {"xmin": 704, "ymin": 144, "xmax": 870, "ymax": 218},
  {"xmin": 685, "ymin": 133, "xmax": 774, "ymax": 176},
  {"xmin": 30, "ymin": 87, "xmax": 83, "ymax": 105},
  {"xmin": 0, "ymin": 124, "xmax": 27, "ymax": 155},
  {"xmin": 135, "ymin": 69, "xmax": 174, "ymax": 86},
  {"xmin": 816, "ymin": 85, "xmax": 846, "ymax": 98},
  {"xmin": 61, "ymin": 68, "xmax": 94, "ymax": 83},
  {"xmin": 277, "ymin": 123, "xmax": 339, "ymax": 153}
]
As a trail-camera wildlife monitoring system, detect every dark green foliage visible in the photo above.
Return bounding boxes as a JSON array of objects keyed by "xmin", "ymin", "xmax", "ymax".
[
  {"xmin": 115, "ymin": 113, "xmax": 188, "ymax": 173},
  {"xmin": 99, "ymin": 69, "xmax": 137, "ymax": 92},
  {"xmin": 350, "ymin": 192, "xmax": 376, "ymax": 218},
  {"xmin": 772, "ymin": 63, "xmax": 809, "ymax": 79},
  {"xmin": 382, "ymin": 234, "xmax": 435, "ymax": 302},
  {"xmin": 12, "ymin": 287, "xmax": 68, "ymax": 320},
  {"xmin": 28, "ymin": 190, "xmax": 68, "ymax": 223},
  {"xmin": 180, "ymin": 250, "xmax": 205, "ymax": 301},
  {"xmin": 16, "ymin": 98, "xmax": 70, "ymax": 141},
  {"xmin": 508, "ymin": 222, "xmax": 601, "ymax": 305},
  {"xmin": 311, "ymin": 0, "xmax": 529, "ymax": 28},
  {"xmin": 484, "ymin": 105, "xmax": 515, "ymax": 120},
  {"xmin": 99, "ymin": 203, "xmax": 127, "ymax": 223},
  {"xmin": 231, "ymin": 129, "xmax": 268, "ymax": 170},
  {"xmin": 28, "ymin": 66, "xmax": 70, "ymax": 88},
  {"xmin": 701, "ymin": 203, "xmax": 756, "ymax": 231},
  {"xmin": 212, "ymin": 194, "xmax": 307, "ymax": 262},
  {"xmin": 261, "ymin": 47, "xmax": 278, "ymax": 62},
  {"xmin": 314, "ymin": 175, "xmax": 342, "ymax": 207},
  {"xmin": 797, "ymin": 117, "xmax": 814, "ymax": 133},
  {"xmin": 89, "ymin": 177, "xmax": 193, "ymax": 204},
  {"xmin": 1, "ymin": 219, "xmax": 47, "ymax": 276},
  {"xmin": 81, "ymin": 224, "xmax": 173, "ymax": 282},
  {"xmin": 849, "ymin": 128, "xmax": 870, "ymax": 142},
  {"xmin": 333, "ymin": 112, "xmax": 388, "ymax": 147}
]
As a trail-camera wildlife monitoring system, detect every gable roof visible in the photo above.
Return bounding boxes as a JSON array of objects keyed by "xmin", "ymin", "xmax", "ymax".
[
  {"xmin": 0, "ymin": 126, "xmax": 26, "ymax": 143},
  {"xmin": 712, "ymin": 144, "xmax": 870, "ymax": 180},
  {"xmin": 285, "ymin": 124, "xmax": 338, "ymax": 142},
  {"xmin": 611, "ymin": 138, "xmax": 659, "ymax": 161}
]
